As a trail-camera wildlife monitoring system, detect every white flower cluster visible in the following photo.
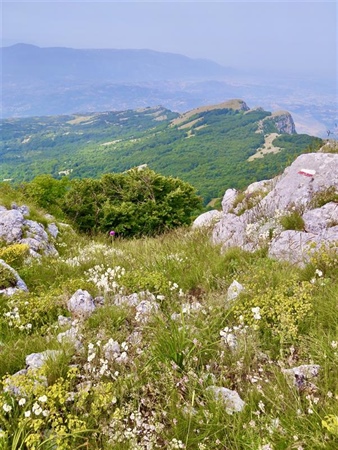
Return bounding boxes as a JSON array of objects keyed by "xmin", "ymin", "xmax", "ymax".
[
  {"xmin": 245, "ymin": 215, "xmax": 283, "ymax": 246},
  {"xmin": 165, "ymin": 253, "xmax": 188, "ymax": 264},
  {"xmin": 106, "ymin": 408, "xmax": 165, "ymax": 448},
  {"xmin": 84, "ymin": 339, "xmax": 129, "ymax": 380},
  {"xmin": 168, "ymin": 438, "xmax": 186, "ymax": 449},
  {"xmin": 169, "ymin": 281, "xmax": 184, "ymax": 297},
  {"xmin": 63, "ymin": 243, "xmax": 124, "ymax": 266},
  {"xmin": 3, "ymin": 307, "xmax": 32, "ymax": 331},
  {"xmin": 251, "ymin": 306, "xmax": 261, "ymax": 320},
  {"xmin": 3, "ymin": 395, "xmax": 49, "ymax": 418},
  {"xmin": 171, "ymin": 301, "xmax": 202, "ymax": 321},
  {"xmin": 310, "ymin": 268, "xmax": 324, "ymax": 285},
  {"xmin": 86, "ymin": 264, "xmax": 126, "ymax": 294},
  {"xmin": 220, "ymin": 324, "xmax": 249, "ymax": 351}
]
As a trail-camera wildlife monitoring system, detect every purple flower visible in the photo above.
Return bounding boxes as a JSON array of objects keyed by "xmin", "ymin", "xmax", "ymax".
[{"xmin": 109, "ymin": 230, "xmax": 116, "ymax": 236}]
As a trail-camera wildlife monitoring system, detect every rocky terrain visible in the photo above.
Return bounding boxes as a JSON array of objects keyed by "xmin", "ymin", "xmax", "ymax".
[{"xmin": 194, "ymin": 150, "xmax": 338, "ymax": 266}]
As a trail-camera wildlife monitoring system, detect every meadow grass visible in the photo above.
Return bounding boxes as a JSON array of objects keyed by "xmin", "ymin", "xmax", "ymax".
[{"xmin": 0, "ymin": 223, "xmax": 337, "ymax": 449}]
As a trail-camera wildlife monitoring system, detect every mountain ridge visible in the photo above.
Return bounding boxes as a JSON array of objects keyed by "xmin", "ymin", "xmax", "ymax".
[{"xmin": 0, "ymin": 100, "xmax": 322, "ymax": 203}]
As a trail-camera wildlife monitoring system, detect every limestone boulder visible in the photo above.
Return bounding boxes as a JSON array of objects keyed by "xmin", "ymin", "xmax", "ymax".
[
  {"xmin": 0, "ymin": 210, "xmax": 24, "ymax": 243},
  {"xmin": 192, "ymin": 210, "xmax": 222, "ymax": 229},
  {"xmin": 303, "ymin": 202, "xmax": 338, "ymax": 234},
  {"xmin": 269, "ymin": 227, "xmax": 338, "ymax": 266},
  {"xmin": 221, "ymin": 189, "xmax": 238, "ymax": 213},
  {"xmin": 259, "ymin": 152, "xmax": 338, "ymax": 214}
]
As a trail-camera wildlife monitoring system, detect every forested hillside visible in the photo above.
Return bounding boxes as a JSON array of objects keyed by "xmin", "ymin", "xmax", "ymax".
[{"xmin": 0, "ymin": 101, "xmax": 323, "ymax": 203}]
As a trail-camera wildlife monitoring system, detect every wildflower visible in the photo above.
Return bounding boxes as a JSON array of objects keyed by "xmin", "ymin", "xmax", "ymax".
[
  {"xmin": 109, "ymin": 230, "xmax": 116, "ymax": 236},
  {"xmin": 315, "ymin": 269, "xmax": 323, "ymax": 277},
  {"xmin": 3, "ymin": 403, "xmax": 12, "ymax": 413},
  {"xmin": 24, "ymin": 410, "xmax": 31, "ymax": 418},
  {"xmin": 331, "ymin": 341, "xmax": 337, "ymax": 349},
  {"xmin": 258, "ymin": 400, "xmax": 265, "ymax": 412},
  {"xmin": 87, "ymin": 352, "xmax": 96, "ymax": 362},
  {"xmin": 252, "ymin": 306, "xmax": 261, "ymax": 320},
  {"xmin": 32, "ymin": 402, "xmax": 42, "ymax": 415},
  {"xmin": 38, "ymin": 395, "xmax": 48, "ymax": 403},
  {"xmin": 18, "ymin": 398, "xmax": 26, "ymax": 406}
]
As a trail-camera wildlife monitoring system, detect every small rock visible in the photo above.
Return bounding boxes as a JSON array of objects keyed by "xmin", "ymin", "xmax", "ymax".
[
  {"xmin": 0, "ymin": 209, "xmax": 24, "ymax": 243},
  {"xmin": 245, "ymin": 179, "xmax": 273, "ymax": 196},
  {"xmin": 114, "ymin": 293, "xmax": 140, "ymax": 307},
  {"xmin": 135, "ymin": 300, "xmax": 159, "ymax": 323},
  {"xmin": 0, "ymin": 259, "xmax": 28, "ymax": 296},
  {"xmin": 227, "ymin": 280, "xmax": 244, "ymax": 301},
  {"xmin": 282, "ymin": 364, "xmax": 320, "ymax": 390},
  {"xmin": 47, "ymin": 223, "xmax": 59, "ymax": 238},
  {"xmin": 222, "ymin": 189, "xmax": 238, "ymax": 213},
  {"xmin": 207, "ymin": 386, "xmax": 245, "ymax": 414},
  {"xmin": 26, "ymin": 350, "xmax": 62, "ymax": 370},
  {"xmin": 58, "ymin": 315, "xmax": 72, "ymax": 327},
  {"xmin": 103, "ymin": 339, "xmax": 121, "ymax": 361},
  {"xmin": 19, "ymin": 205, "xmax": 30, "ymax": 216},
  {"xmin": 57, "ymin": 327, "xmax": 82, "ymax": 351},
  {"xmin": 67, "ymin": 289, "xmax": 96, "ymax": 318},
  {"xmin": 303, "ymin": 202, "xmax": 338, "ymax": 234}
]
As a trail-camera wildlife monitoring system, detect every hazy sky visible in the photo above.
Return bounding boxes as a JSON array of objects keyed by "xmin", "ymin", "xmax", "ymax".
[{"xmin": 2, "ymin": 1, "xmax": 337, "ymax": 77}]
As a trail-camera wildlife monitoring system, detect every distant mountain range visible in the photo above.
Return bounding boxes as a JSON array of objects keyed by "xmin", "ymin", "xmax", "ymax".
[
  {"xmin": 0, "ymin": 100, "xmax": 322, "ymax": 203},
  {"xmin": 1, "ymin": 43, "xmax": 231, "ymax": 83},
  {"xmin": 0, "ymin": 44, "xmax": 336, "ymax": 138}
]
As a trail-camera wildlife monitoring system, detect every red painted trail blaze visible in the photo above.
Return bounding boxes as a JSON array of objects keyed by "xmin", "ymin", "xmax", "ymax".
[{"xmin": 298, "ymin": 169, "xmax": 316, "ymax": 177}]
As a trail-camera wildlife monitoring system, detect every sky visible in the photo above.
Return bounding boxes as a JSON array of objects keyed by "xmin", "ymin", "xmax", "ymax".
[{"xmin": 2, "ymin": 1, "xmax": 337, "ymax": 77}]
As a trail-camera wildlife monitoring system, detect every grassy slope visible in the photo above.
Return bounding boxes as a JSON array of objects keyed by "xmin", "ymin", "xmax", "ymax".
[{"xmin": 0, "ymin": 186, "xmax": 337, "ymax": 449}]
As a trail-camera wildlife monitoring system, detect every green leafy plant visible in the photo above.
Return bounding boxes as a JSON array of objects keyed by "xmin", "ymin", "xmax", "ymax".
[
  {"xmin": 0, "ymin": 264, "xmax": 17, "ymax": 290},
  {"xmin": 280, "ymin": 210, "xmax": 305, "ymax": 231}
]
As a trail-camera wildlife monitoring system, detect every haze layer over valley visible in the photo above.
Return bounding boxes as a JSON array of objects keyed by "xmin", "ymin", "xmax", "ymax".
[{"xmin": 1, "ymin": 44, "xmax": 336, "ymax": 139}]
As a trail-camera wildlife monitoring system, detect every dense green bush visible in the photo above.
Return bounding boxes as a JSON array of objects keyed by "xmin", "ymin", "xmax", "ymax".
[{"xmin": 62, "ymin": 168, "xmax": 202, "ymax": 237}]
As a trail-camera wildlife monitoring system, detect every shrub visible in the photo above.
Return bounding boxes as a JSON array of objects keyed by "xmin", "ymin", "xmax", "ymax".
[
  {"xmin": 310, "ymin": 186, "xmax": 338, "ymax": 208},
  {"xmin": 232, "ymin": 273, "xmax": 314, "ymax": 341},
  {"xmin": 0, "ymin": 243, "xmax": 30, "ymax": 268},
  {"xmin": 62, "ymin": 168, "xmax": 202, "ymax": 237},
  {"xmin": 280, "ymin": 210, "xmax": 305, "ymax": 231}
]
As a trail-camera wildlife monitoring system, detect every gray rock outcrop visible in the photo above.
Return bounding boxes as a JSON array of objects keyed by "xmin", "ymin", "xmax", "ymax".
[
  {"xmin": 206, "ymin": 152, "xmax": 338, "ymax": 265},
  {"xmin": 0, "ymin": 210, "xmax": 24, "ymax": 243},
  {"xmin": 263, "ymin": 111, "xmax": 296, "ymax": 134},
  {"xmin": 0, "ymin": 259, "xmax": 28, "ymax": 296},
  {"xmin": 0, "ymin": 205, "xmax": 59, "ymax": 257}
]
